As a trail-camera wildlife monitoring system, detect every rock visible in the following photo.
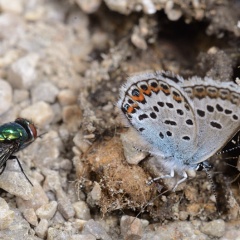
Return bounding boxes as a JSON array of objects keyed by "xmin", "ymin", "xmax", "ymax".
[
  {"xmin": 200, "ymin": 219, "xmax": 225, "ymax": 237},
  {"xmin": 75, "ymin": 0, "xmax": 102, "ymax": 13},
  {"xmin": 73, "ymin": 219, "xmax": 88, "ymax": 232},
  {"xmin": 20, "ymin": 101, "xmax": 54, "ymax": 127},
  {"xmin": 0, "ymin": 159, "xmax": 33, "ymax": 200},
  {"xmin": 23, "ymin": 208, "xmax": 38, "ymax": 226},
  {"xmin": 35, "ymin": 219, "xmax": 48, "ymax": 239},
  {"xmin": 0, "ymin": 198, "xmax": 15, "ymax": 230},
  {"xmin": 62, "ymin": 105, "xmax": 82, "ymax": 132},
  {"xmin": 120, "ymin": 215, "xmax": 143, "ymax": 240},
  {"xmin": 0, "ymin": 79, "xmax": 12, "ymax": 115},
  {"xmin": 57, "ymin": 89, "xmax": 77, "ymax": 106},
  {"xmin": 13, "ymin": 89, "xmax": 29, "ymax": 103},
  {"xmin": 90, "ymin": 182, "xmax": 101, "ymax": 201},
  {"xmin": 0, "ymin": 208, "xmax": 32, "ymax": 238},
  {"xmin": 36, "ymin": 201, "xmax": 58, "ymax": 220},
  {"xmin": 51, "ymin": 102, "xmax": 62, "ymax": 123},
  {"xmin": 120, "ymin": 129, "xmax": 148, "ymax": 165},
  {"xmin": 0, "ymin": 0, "xmax": 23, "ymax": 14},
  {"xmin": 8, "ymin": 53, "xmax": 39, "ymax": 89},
  {"xmin": 16, "ymin": 179, "xmax": 49, "ymax": 210},
  {"xmin": 73, "ymin": 131, "xmax": 91, "ymax": 154},
  {"xmin": 143, "ymin": 221, "xmax": 206, "ymax": 239},
  {"xmin": 82, "ymin": 219, "xmax": 112, "ymax": 240},
  {"xmin": 42, "ymin": 169, "xmax": 65, "ymax": 196},
  {"xmin": 70, "ymin": 234, "xmax": 96, "ymax": 240},
  {"xmin": 73, "ymin": 201, "xmax": 91, "ymax": 220},
  {"xmin": 164, "ymin": 1, "xmax": 182, "ymax": 21},
  {"xmin": 57, "ymin": 197, "xmax": 75, "ymax": 220},
  {"xmin": 31, "ymin": 82, "xmax": 59, "ymax": 103},
  {"xmin": 104, "ymin": 0, "xmax": 129, "ymax": 14},
  {"xmin": 142, "ymin": 0, "xmax": 156, "ymax": 14},
  {"xmin": 47, "ymin": 227, "xmax": 71, "ymax": 240},
  {"xmin": 30, "ymin": 130, "xmax": 62, "ymax": 170}
]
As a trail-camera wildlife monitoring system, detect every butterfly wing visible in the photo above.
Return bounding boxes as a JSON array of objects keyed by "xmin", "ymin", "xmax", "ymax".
[
  {"xmin": 118, "ymin": 71, "xmax": 199, "ymax": 168},
  {"xmin": 181, "ymin": 77, "xmax": 240, "ymax": 163}
]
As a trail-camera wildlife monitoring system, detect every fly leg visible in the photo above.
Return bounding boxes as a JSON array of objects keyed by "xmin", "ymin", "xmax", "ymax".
[{"xmin": 9, "ymin": 155, "xmax": 33, "ymax": 186}]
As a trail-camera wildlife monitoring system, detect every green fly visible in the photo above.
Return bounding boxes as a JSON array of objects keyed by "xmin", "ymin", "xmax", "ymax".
[{"xmin": 0, "ymin": 118, "xmax": 37, "ymax": 186}]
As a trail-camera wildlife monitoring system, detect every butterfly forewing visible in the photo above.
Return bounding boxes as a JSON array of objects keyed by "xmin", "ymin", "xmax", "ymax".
[{"xmin": 118, "ymin": 72, "xmax": 199, "ymax": 165}]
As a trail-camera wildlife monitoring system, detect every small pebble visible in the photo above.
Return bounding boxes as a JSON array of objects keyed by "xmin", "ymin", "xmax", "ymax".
[
  {"xmin": 90, "ymin": 182, "xmax": 101, "ymax": 201},
  {"xmin": 0, "ymin": 160, "xmax": 33, "ymax": 200},
  {"xmin": 0, "ymin": 79, "xmax": 12, "ymax": 115},
  {"xmin": 58, "ymin": 197, "xmax": 75, "ymax": 220},
  {"xmin": 104, "ymin": 0, "xmax": 129, "ymax": 14},
  {"xmin": 35, "ymin": 218, "xmax": 48, "ymax": 239},
  {"xmin": 73, "ymin": 131, "xmax": 91, "ymax": 153},
  {"xmin": 20, "ymin": 101, "xmax": 54, "ymax": 127},
  {"xmin": 8, "ymin": 53, "xmax": 39, "ymax": 89},
  {"xmin": 75, "ymin": 0, "xmax": 102, "ymax": 13},
  {"xmin": 120, "ymin": 129, "xmax": 148, "ymax": 165},
  {"xmin": 165, "ymin": 1, "xmax": 182, "ymax": 21},
  {"xmin": 73, "ymin": 219, "xmax": 88, "ymax": 231},
  {"xmin": 47, "ymin": 227, "xmax": 71, "ymax": 240},
  {"xmin": 31, "ymin": 82, "xmax": 59, "ymax": 103},
  {"xmin": 58, "ymin": 89, "xmax": 77, "ymax": 106},
  {"xmin": 142, "ymin": 0, "xmax": 156, "ymax": 14},
  {"xmin": 62, "ymin": 105, "xmax": 82, "ymax": 132},
  {"xmin": 13, "ymin": 89, "xmax": 29, "ymax": 103},
  {"xmin": 73, "ymin": 201, "xmax": 91, "ymax": 220},
  {"xmin": 200, "ymin": 219, "xmax": 225, "ymax": 237},
  {"xmin": 36, "ymin": 201, "xmax": 58, "ymax": 220},
  {"xmin": 70, "ymin": 234, "xmax": 96, "ymax": 240},
  {"xmin": 179, "ymin": 211, "xmax": 189, "ymax": 221},
  {"xmin": 23, "ymin": 208, "xmax": 38, "ymax": 226},
  {"xmin": 0, "ymin": 198, "xmax": 14, "ymax": 230},
  {"xmin": 0, "ymin": 0, "xmax": 23, "ymax": 14},
  {"xmin": 82, "ymin": 219, "xmax": 112, "ymax": 240},
  {"xmin": 120, "ymin": 215, "xmax": 143, "ymax": 240},
  {"xmin": 16, "ymin": 179, "xmax": 49, "ymax": 210},
  {"xmin": 51, "ymin": 102, "xmax": 62, "ymax": 123}
]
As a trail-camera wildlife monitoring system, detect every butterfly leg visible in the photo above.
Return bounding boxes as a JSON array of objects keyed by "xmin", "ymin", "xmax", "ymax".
[
  {"xmin": 147, "ymin": 168, "xmax": 175, "ymax": 185},
  {"xmin": 8, "ymin": 155, "xmax": 33, "ymax": 186},
  {"xmin": 148, "ymin": 169, "xmax": 188, "ymax": 192},
  {"xmin": 172, "ymin": 171, "xmax": 188, "ymax": 192}
]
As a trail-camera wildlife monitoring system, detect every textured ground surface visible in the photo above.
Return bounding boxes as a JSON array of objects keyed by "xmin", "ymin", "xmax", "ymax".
[{"xmin": 0, "ymin": 0, "xmax": 239, "ymax": 239}]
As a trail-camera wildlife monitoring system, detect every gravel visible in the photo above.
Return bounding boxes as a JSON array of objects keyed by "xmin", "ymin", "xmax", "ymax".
[{"xmin": 0, "ymin": 0, "xmax": 239, "ymax": 239}]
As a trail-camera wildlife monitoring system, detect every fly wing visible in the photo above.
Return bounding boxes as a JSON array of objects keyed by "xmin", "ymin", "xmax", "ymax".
[{"xmin": 0, "ymin": 142, "xmax": 19, "ymax": 169}]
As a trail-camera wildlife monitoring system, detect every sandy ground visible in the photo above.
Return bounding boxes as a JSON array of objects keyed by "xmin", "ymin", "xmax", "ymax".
[{"xmin": 0, "ymin": 0, "xmax": 239, "ymax": 239}]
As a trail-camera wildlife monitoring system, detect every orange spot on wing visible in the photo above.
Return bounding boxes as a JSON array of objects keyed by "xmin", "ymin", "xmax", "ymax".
[{"xmin": 127, "ymin": 104, "xmax": 138, "ymax": 113}]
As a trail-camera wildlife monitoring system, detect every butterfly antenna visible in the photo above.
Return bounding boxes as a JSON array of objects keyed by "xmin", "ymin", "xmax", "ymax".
[
  {"xmin": 216, "ymin": 145, "xmax": 240, "ymax": 155},
  {"xmin": 202, "ymin": 164, "xmax": 219, "ymax": 215}
]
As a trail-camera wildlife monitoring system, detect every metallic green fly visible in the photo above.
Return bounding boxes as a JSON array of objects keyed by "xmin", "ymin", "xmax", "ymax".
[{"xmin": 0, "ymin": 118, "xmax": 37, "ymax": 186}]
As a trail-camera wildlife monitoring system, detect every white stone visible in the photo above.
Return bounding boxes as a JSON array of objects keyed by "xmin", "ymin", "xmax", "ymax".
[
  {"xmin": 31, "ymin": 82, "xmax": 59, "ymax": 103},
  {"xmin": 75, "ymin": 0, "xmax": 102, "ymax": 13},
  {"xmin": 8, "ymin": 53, "xmax": 39, "ymax": 89},
  {"xmin": 0, "ymin": 197, "xmax": 14, "ymax": 230},
  {"xmin": 36, "ymin": 201, "xmax": 58, "ymax": 220},
  {"xmin": 20, "ymin": 101, "xmax": 54, "ymax": 127},
  {"xmin": 73, "ymin": 201, "xmax": 91, "ymax": 220},
  {"xmin": 0, "ymin": 79, "xmax": 12, "ymax": 115},
  {"xmin": 35, "ymin": 219, "xmax": 48, "ymax": 239}
]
